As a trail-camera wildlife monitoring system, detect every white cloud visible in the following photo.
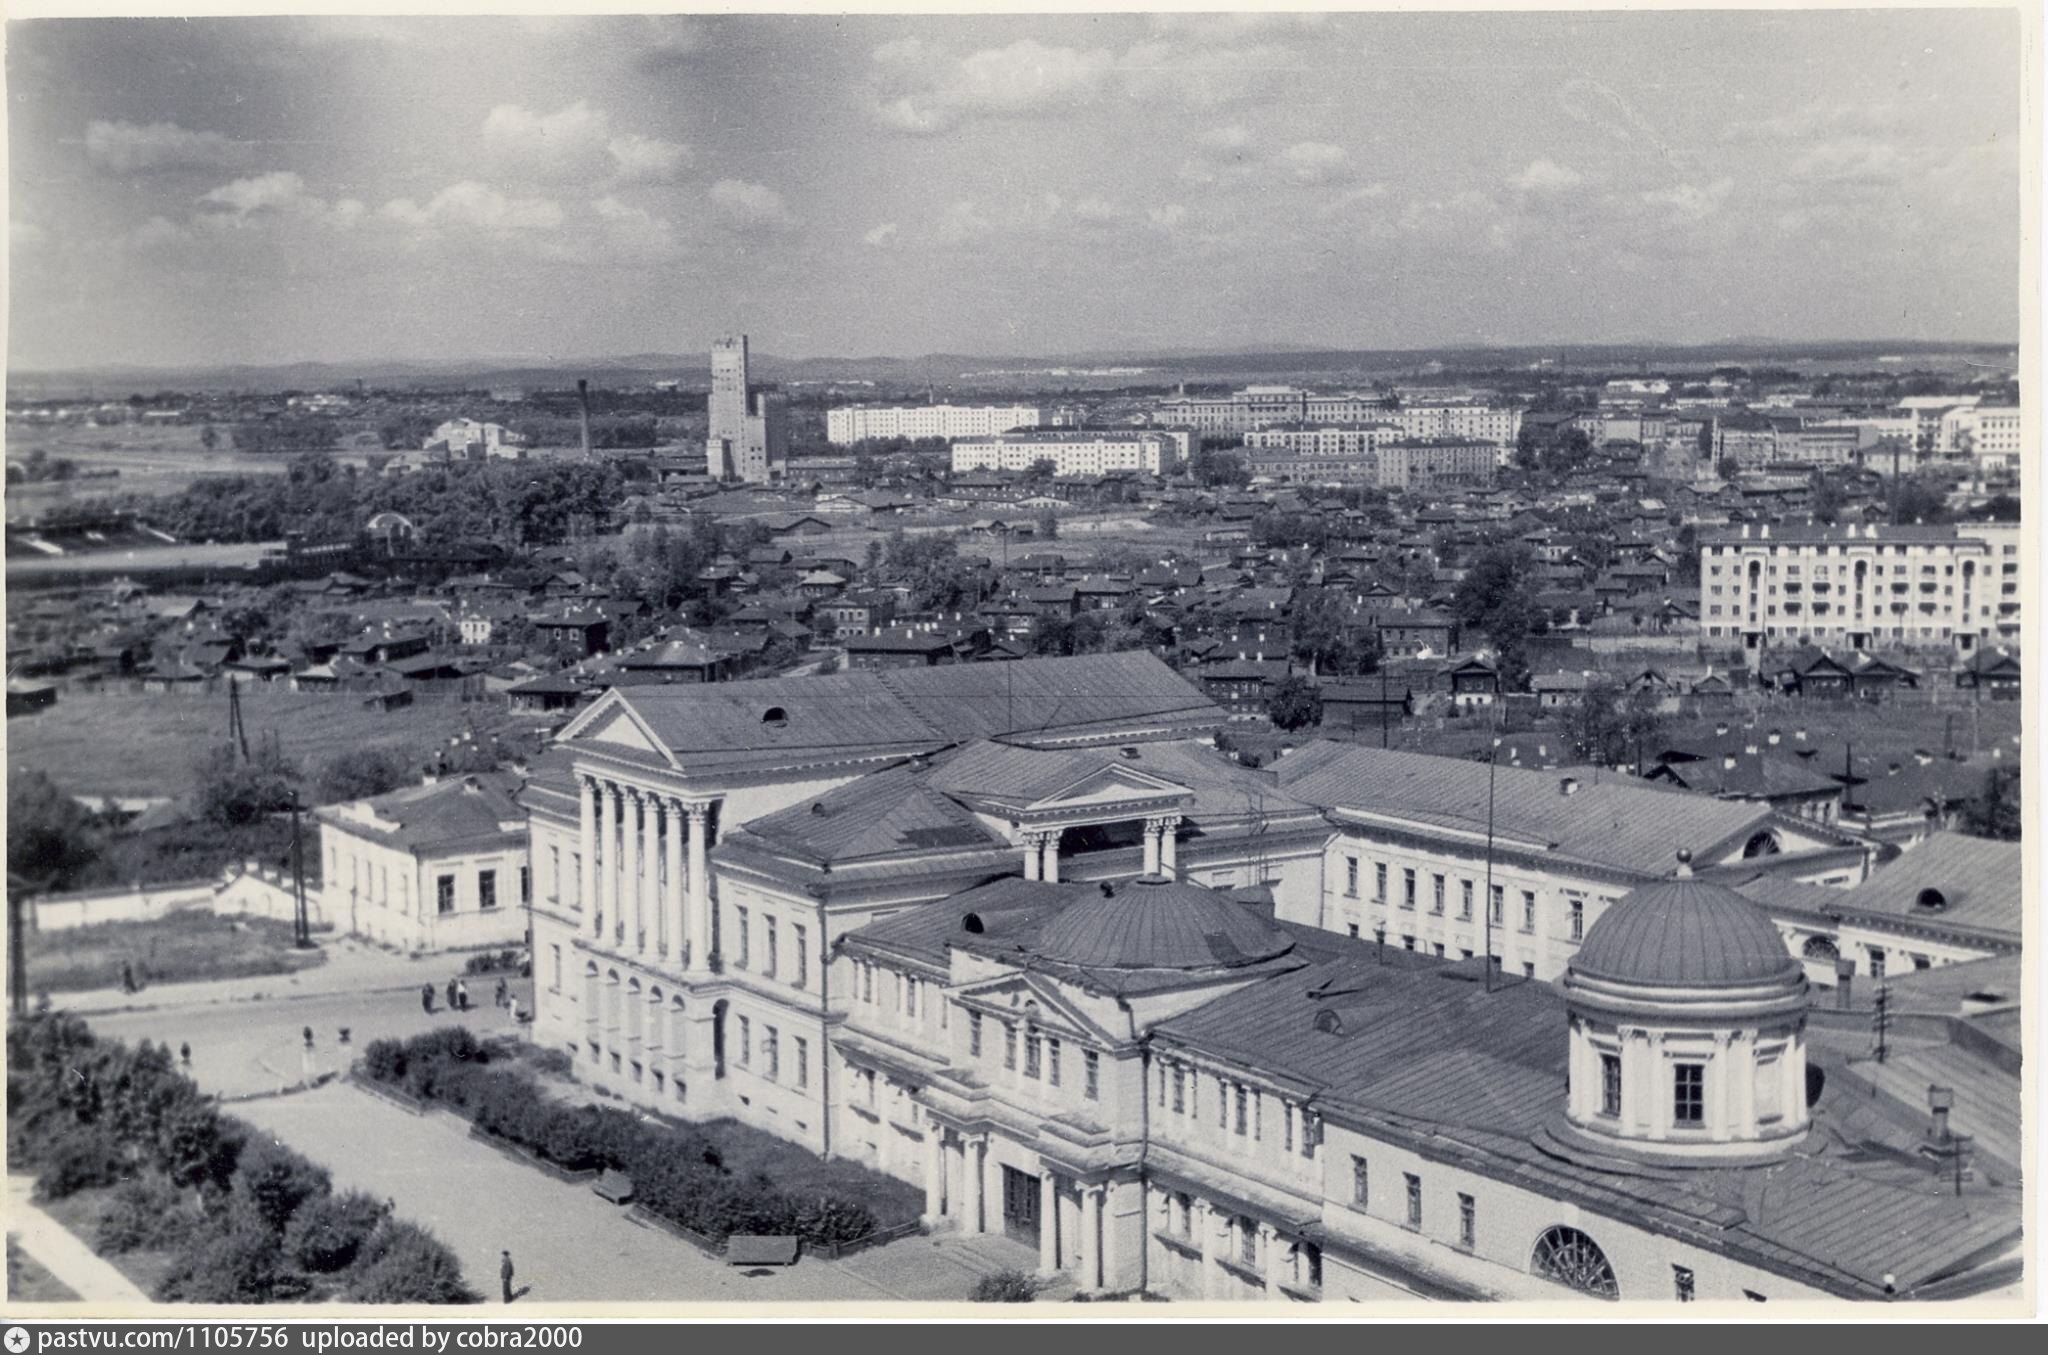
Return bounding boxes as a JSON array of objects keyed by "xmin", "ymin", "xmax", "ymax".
[
  {"xmin": 196, "ymin": 171, "xmax": 361, "ymax": 229},
  {"xmin": 872, "ymin": 38, "xmax": 1116, "ymax": 133},
  {"xmin": 126, "ymin": 215, "xmax": 187, "ymax": 250},
  {"xmin": 482, "ymin": 102, "xmax": 690, "ymax": 185},
  {"xmin": 1512, "ymin": 158, "xmax": 1584, "ymax": 192},
  {"xmin": 86, "ymin": 119, "xmax": 250, "ymax": 174},
  {"xmin": 1639, "ymin": 178, "xmax": 1733, "ymax": 224},
  {"xmin": 1199, "ymin": 124, "xmax": 1251, "ymax": 151},
  {"xmin": 936, "ymin": 200, "xmax": 995, "ymax": 244},
  {"xmin": 380, "ymin": 181, "xmax": 565, "ymax": 234},
  {"xmin": 1279, "ymin": 141, "xmax": 1349, "ymax": 183},
  {"xmin": 863, "ymin": 222, "xmax": 900, "ymax": 247},
  {"xmin": 592, "ymin": 196, "xmax": 680, "ymax": 261},
  {"xmin": 710, "ymin": 179, "xmax": 796, "ymax": 232},
  {"xmin": 1788, "ymin": 140, "xmax": 1908, "ymax": 186}
]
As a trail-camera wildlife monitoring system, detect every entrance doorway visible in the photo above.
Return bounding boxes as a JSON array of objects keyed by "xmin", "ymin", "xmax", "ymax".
[{"xmin": 1001, "ymin": 1166, "xmax": 1040, "ymax": 1248}]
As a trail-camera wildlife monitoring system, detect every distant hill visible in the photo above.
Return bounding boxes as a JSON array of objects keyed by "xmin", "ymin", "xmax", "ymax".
[{"xmin": 7, "ymin": 338, "xmax": 2015, "ymax": 400}]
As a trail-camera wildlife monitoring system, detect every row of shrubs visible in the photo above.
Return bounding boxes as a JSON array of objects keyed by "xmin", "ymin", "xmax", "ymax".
[
  {"xmin": 8, "ymin": 1013, "xmax": 476, "ymax": 1304},
  {"xmin": 461, "ymin": 949, "xmax": 528, "ymax": 977},
  {"xmin": 361, "ymin": 1030, "xmax": 878, "ymax": 1248}
]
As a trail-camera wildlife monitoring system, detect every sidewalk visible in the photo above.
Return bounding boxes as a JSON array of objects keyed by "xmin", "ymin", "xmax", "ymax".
[
  {"xmin": 53, "ymin": 938, "xmax": 449, "ymax": 1018},
  {"xmin": 4, "ymin": 1177, "xmax": 150, "ymax": 1304}
]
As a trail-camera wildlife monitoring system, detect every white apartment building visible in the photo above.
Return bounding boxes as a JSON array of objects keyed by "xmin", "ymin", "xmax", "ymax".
[
  {"xmin": 951, "ymin": 429, "xmax": 1188, "ymax": 477},
  {"xmin": 428, "ymin": 419, "xmax": 524, "ymax": 458},
  {"xmin": 1394, "ymin": 404, "xmax": 1522, "ymax": 450},
  {"xmin": 827, "ymin": 404, "xmax": 1042, "ymax": 445},
  {"xmin": 1937, "ymin": 404, "xmax": 2023, "ymax": 471},
  {"xmin": 315, "ymin": 774, "xmax": 532, "ymax": 953},
  {"xmin": 1700, "ymin": 522, "xmax": 2009, "ymax": 655}
]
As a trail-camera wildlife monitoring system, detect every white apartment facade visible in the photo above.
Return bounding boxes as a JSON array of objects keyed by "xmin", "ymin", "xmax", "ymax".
[
  {"xmin": 951, "ymin": 430, "xmax": 1188, "ymax": 477},
  {"xmin": 827, "ymin": 404, "xmax": 1042, "ymax": 445},
  {"xmin": 1376, "ymin": 438, "xmax": 1498, "ymax": 491},
  {"xmin": 1700, "ymin": 522, "xmax": 2010, "ymax": 654}
]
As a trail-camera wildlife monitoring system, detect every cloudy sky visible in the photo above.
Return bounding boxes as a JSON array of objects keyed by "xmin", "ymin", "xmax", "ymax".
[{"xmin": 6, "ymin": 8, "xmax": 2023, "ymax": 370}]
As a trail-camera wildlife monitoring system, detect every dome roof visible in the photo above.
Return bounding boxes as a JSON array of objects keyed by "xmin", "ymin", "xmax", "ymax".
[
  {"xmin": 1034, "ymin": 876, "xmax": 1294, "ymax": 972},
  {"xmin": 1570, "ymin": 854, "xmax": 1801, "ymax": 989}
]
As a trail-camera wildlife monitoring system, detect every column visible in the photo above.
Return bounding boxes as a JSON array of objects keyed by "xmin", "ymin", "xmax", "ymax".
[
  {"xmin": 578, "ymin": 775, "xmax": 597, "ymax": 928},
  {"xmin": 1143, "ymin": 819, "xmax": 1163, "ymax": 876},
  {"xmin": 1731, "ymin": 1031, "xmax": 1756, "ymax": 1137},
  {"xmin": 962, "ymin": 1139, "xmax": 985, "ymax": 1235},
  {"xmin": 922, "ymin": 1121, "xmax": 945, "ymax": 1227},
  {"xmin": 1080, "ymin": 1185, "xmax": 1103, "ymax": 1291},
  {"xmin": 664, "ymin": 798, "xmax": 686, "ymax": 965},
  {"xmin": 1043, "ymin": 831, "xmax": 1061, "ymax": 884},
  {"xmin": 595, "ymin": 780, "xmax": 616, "ymax": 942},
  {"xmin": 1038, "ymin": 1170, "xmax": 1059, "ymax": 1275},
  {"xmin": 1646, "ymin": 1032, "xmax": 1668, "ymax": 1141},
  {"xmin": 1160, "ymin": 816, "xmax": 1180, "ymax": 880},
  {"xmin": 1259, "ymin": 1222, "xmax": 1281, "ymax": 1296},
  {"xmin": 1195, "ymin": 1200, "xmax": 1218, "ymax": 1300},
  {"xmin": 1023, "ymin": 832, "xmax": 1043, "ymax": 882},
  {"xmin": 620, "ymin": 789, "xmax": 642, "ymax": 949},
  {"xmin": 686, "ymin": 803, "xmax": 711, "ymax": 972},
  {"xmin": 1709, "ymin": 1032, "xmax": 1733, "ymax": 1143}
]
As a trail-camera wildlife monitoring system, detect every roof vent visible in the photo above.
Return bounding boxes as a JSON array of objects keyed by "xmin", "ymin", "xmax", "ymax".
[
  {"xmin": 961, "ymin": 913, "xmax": 985, "ymax": 935},
  {"xmin": 762, "ymin": 705, "xmax": 788, "ymax": 728},
  {"xmin": 1559, "ymin": 776, "xmax": 1580, "ymax": 797},
  {"xmin": 810, "ymin": 801, "xmax": 828, "ymax": 816},
  {"xmin": 1099, "ymin": 881, "xmax": 1116, "ymax": 899},
  {"xmin": 1120, "ymin": 746, "xmax": 1140, "ymax": 760},
  {"xmin": 1313, "ymin": 1009, "xmax": 1344, "ymax": 1035},
  {"xmin": 1915, "ymin": 887, "xmax": 1947, "ymax": 913}
]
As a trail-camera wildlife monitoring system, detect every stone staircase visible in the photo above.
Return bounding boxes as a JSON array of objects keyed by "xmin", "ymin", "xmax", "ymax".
[{"xmin": 837, "ymin": 1228, "xmax": 1079, "ymax": 1302}]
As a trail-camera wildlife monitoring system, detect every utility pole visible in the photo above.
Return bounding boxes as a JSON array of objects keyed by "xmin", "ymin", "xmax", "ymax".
[
  {"xmin": 227, "ymin": 677, "xmax": 250, "ymax": 763},
  {"xmin": 1483, "ymin": 734, "xmax": 1501, "ymax": 993},
  {"xmin": 7, "ymin": 884, "xmax": 27, "ymax": 1019},
  {"xmin": 289, "ymin": 790, "xmax": 312, "ymax": 949}
]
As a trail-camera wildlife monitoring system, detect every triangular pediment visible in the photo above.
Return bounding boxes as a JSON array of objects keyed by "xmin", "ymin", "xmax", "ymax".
[
  {"xmin": 955, "ymin": 971, "xmax": 1116, "ymax": 1043},
  {"xmin": 1026, "ymin": 762, "xmax": 1191, "ymax": 813},
  {"xmin": 559, "ymin": 692, "xmax": 675, "ymax": 765}
]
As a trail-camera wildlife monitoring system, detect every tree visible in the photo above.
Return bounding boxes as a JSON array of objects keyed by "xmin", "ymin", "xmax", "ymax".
[
  {"xmin": 1562, "ymin": 678, "xmax": 1629, "ymax": 765},
  {"xmin": 232, "ymin": 1137, "xmax": 332, "ymax": 1234},
  {"xmin": 8, "ymin": 767, "xmax": 101, "ymax": 890},
  {"xmin": 1036, "ymin": 506, "xmax": 1059, "ymax": 541},
  {"xmin": 193, "ymin": 734, "xmax": 300, "ymax": 829},
  {"xmin": 1961, "ymin": 767, "xmax": 2020, "ymax": 841},
  {"xmin": 342, "ymin": 1223, "xmax": 479, "ymax": 1304},
  {"xmin": 1190, "ymin": 448, "xmax": 1249, "ymax": 488},
  {"xmin": 1451, "ymin": 546, "xmax": 1547, "ymax": 690},
  {"xmin": 314, "ymin": 748, "xmax": 413, "ymax": 805},
  {"xmin": 198, "ymin": 424, "xmax": 219, "ymax": 451},
  {"xmin": 1267, "ymin": 675, "xmax": 1324, "ymax": 732}
]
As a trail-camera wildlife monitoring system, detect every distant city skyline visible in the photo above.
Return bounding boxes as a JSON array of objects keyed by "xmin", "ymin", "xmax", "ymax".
[{"xmin": 7, "ymin": 9, "xmax": 2025, "ymax": 370}]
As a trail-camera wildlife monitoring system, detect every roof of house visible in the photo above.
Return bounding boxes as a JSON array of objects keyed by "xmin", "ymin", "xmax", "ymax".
[{"xmin": 315, "ymin": 774, "xmax": 525, "ymax": 851}]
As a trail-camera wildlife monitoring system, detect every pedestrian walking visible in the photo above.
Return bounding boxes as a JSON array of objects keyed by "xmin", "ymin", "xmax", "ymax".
[
  {"xmin": 494, "ymin": 977, "xmax": 509, "ymax": 1009},
  {"xmin": 446, "ymin": 977, "xmax": 458, "ymax": 1012},
  {"xmin": 500, "ymin": 1250, "xmax": 516, "ymax": 1304},
  {"xmin": 179, "ymin": 1042, "xmax": 192, "ymax": 1068},
  {"xmin": 456, "ymin": 979, "xmax": 470, "ymax": 1012},
  {"xmin": 120, "ymin": 961, "xmax": 137, "ymax": 995},
  {"xmin": 302, "ymin": 1025, "xmax": 314, "ymax": 1051},
  {"xmin": 421, "ymin": 983, "xmax": 436, "ymax": 1014}
]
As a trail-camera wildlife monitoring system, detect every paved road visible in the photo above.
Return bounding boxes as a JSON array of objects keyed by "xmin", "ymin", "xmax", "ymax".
[
  {"xmin": 55, "ymin": 936, "xmax": 456, "ymax": 1020},
  {"xmin": 5, "ymin": 1177, "xmax": 150, "ymax": 1304},
  {"xmin": 235, "ymin": 1083, "xmax": 913, "ymax": 1305}
]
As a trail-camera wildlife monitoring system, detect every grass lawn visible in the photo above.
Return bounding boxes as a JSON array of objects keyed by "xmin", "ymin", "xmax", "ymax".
[
  {"xmin": 26, "ymin": 912, "xmax": 328, "ymax": 995},
  {"xmin": 7, "ymin": 1237, "xmax": 81, "ymax": 1302},
  {"xmin": 37, "ymin": 1187, "xmax": 179, "ymax": 1299},
  {"xmin": 694, "ymin": 1115, "xmax": 926, "ymax": 1231},
  {"xmin": 7, "ymin": 686, "xmax": 515, "ymax": 799}
]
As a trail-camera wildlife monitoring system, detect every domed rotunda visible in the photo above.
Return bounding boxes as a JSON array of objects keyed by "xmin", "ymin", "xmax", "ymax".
[{"xmin": 1558, "ymin": 850, "xmax": 1811, "ymax": 1165}]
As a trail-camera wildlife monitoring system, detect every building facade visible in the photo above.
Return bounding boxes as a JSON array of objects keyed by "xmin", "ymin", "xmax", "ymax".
[
  {"xmin": 827, "ymin": 404, "xmax": 1042, "ymax": 445},
  {"xmin": 706, "ymin": 336, "xmax": 789, "ymax": 483},
  {"xmin": 951, "ymin": 430, "xmax": 1189, "ymax": 477},
  {"xmin": 316, "ymin": 774, "xmax": 531, "ymax": 953}
]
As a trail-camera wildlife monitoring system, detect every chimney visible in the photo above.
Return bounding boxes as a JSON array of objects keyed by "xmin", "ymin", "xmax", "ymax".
[
  {"xmin": 1767, "ymin": 729, "xmax": 1781, "ymax": 746},
  {"xmin": 1715, "ymin": 721, "xmax": 1729, "ymax": 736},
  {"xmin": 577, "ymin": 379, "xmax": 593, "ymax": 460},
  {"xmin": 1723, "ymin": 754, "xmax": 1739, "ymax": 772},
  {"xmin": 1559, "ymin": 776, "xmax": 1579, "ymax": 797}
]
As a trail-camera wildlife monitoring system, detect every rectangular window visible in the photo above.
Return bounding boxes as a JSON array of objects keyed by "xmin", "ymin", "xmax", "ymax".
[
  {"xmin": 1284, "ymin": 1104, "xmax": 1295, "ymax": 1152},
  {"xmin": 1458, "ymin": 1193, "xmax": 1476, "ymax": 1249},
  {"xmin": 478, "ymin": 869, "xmax": 497, "ymax": 910},
  {"xmin": 969, "ymin": 1011, "xmax": 983, "ymax": 1057},
  {"xmin": 1084, "ymin": 1051, "xmax": 1099, "ymax": 1100},
  {"xmin": 735, "ymin": 907, "xmax": 750, "ymax": 969},
  {"xmin": 736, "ymin": 1015, "xmax": 751, "ymax": 1068},
  {"xmin": 1047, "ymin": 1038, "xmax": 1061, "ymax": 1088},
  {"xmin": 1300, "ymin": 1112, "xmax": 1316, "ymax": 1160},
  {"xmin": 1431, "ymin": 874, "xmax": 1445, "ymax": 915},
  {"xmin": 1673, "ymin": 1063, "xmax": 1705, "ymax": 1126},
  {"xmin": 1459, "ymin": 880, "xmax": 1473, "ymax": 920},
  {"xmin": 1869, "ymin": 948, "xmax": 1887, "ymax": 980},
  {"xmin": 793, "ymin": 928, "xmax": 808, "ymax": 990},
  {"xmin": 906, "ymin": 975, "xmax": 918, "ymax": 1017},
  {"xmin": 1402, "ymin": 868, "xmax": 1416, "ymax": 910},
  {"xmin": 1375, "ymin": 863, "xmax": 1387, "ymax": 903},
  {"xmin": 1171, "ymin": 1064, "xmax": 1186, "ymax": 1113},
  {"xmin": 1003, "ymin": 1022, "xmax": 1017, "ymax": 1072},
  {"xmin": 763, "ymin": 1026, "xmax": 779, "ymax": 1082},
  {"xmin": 1521, "ymin": 890, "xmax": 1536, "ymax": 933},
  {"xmin": 570, "ymin": 852, "xmax": 582, "ymax": 904},
  {"xmin": 1601, "ymin": 1053, "xmax": 1622, "ymax": 1117},
  {"xmin": 519, "ymin": 865, "xmax": 531, "ymax": 905},
  {"xmin": 1404, "ymin": 1174, "xmax": 1422, "ymax": 1228},
  {"xmin": 1345, "ymin": 858, "xmax": 1359, "ymax": 898},
  {"xmin": 1489, "ymin": 884, "xmax": 1503, "ymax": 924},
  {"xmin": 550, "ymin": 944, "xmax": 562, "ymax": 993},
  {"xmin": 1025, "ymin": 1030, "xmax": 1042, "ymax": 1079},
  {"xmin": 1673, "ymin": 1266, "xmax": 1695, "ymax": 1303},
  {"xmin": 1570, "ymin": 899, "xmax": 1584, "ymax": 942},
  {"xmin": 436, "ymin": 875, "xmax": 455, "ymax": 914},
  {"xmin": 763, "ymin": 918, "xmax": 778, "ymax": 979},
  {"xmin": 794, "ymin": 1036, "xmax": 809, "ymax": 1089},
  {"xmin": 550, "ymin": 845, "xmax": 561, "ymax": 901},
  {"xmin": 861, "ymin": 961, "xmax": 874, "ymax": 1003},
  {"xmin": 1234, "ymin": 1085, "xmax": 1248, "ymax": 1136}
]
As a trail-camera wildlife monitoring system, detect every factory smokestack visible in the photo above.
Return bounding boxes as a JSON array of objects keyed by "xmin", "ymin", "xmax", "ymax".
[{"xmin": 577, "ymin": 379, "xmax": 593, "ymax": 460}]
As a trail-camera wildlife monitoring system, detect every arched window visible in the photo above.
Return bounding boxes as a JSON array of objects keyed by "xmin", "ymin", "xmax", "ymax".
[
  {"xmin": 1742, "ymin": 830, "xmax": 1781, "ymax": 859},
  {"xmin": 1531, "ymin": 1226, "xmax": 1619, "ymax": 1299},
  {"xmin": 1801, "ymin": 936, "xmax": 1840, "ymax": 963}
]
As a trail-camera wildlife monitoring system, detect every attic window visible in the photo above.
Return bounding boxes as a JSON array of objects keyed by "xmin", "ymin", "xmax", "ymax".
[
  {"xmin": 961, "ymin": 913, "xmax": 985, "ymax": 935},
  {"xmin": 1120, "ymin": 746, "xmax": 1141, "ymax": 760},
  {"xmin": 1915, "ymin": 887, "xmax": 1947, "ymax": 912},
  {"xmin": 1313, "ymin": 1009, "xmax": 1343, "ymax": 1035},
  {"xmin": 762, "ymin": 706, "xmax": 789, "ymax": 728}
]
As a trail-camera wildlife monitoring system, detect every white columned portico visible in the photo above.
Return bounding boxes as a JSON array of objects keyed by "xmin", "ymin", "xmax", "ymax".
[
  {"xmin": 578, "ymin": 775, "xmax": 598, "ymax": 932},
  {"xmin": 593, "ymin": 779, "xmax": 614, "ymax": 941},
  {"xmin": 664, "ymin": 797, "xmax": 686, "ymax": 964},
  {"xmin": 686, "ymin": 803, "xmax": 712, "ymax": 971},
  {"xmin": 1195, "ymin": 1200, "xmax": 1218, "ymax": 1299},
  {"xmin": 1042, "ymin": 831, "xmax": 1061, "ymax": 884},
  {"xmin": 1022, "ymin": 832, "xmax": 1044, "ymax": 882},
  {"xmin": 1080, "ymin": 1185, "xmax": 1103, "ymax": 1291},
  {"xmin": 1038, "ymin": 1170, "xmax": 1059, "ymax": 1275},
  {"xmin": 922, "ymin": 1122, "xmax": 944, "ymax": 1226},
  {"xmin": 1259, "ymin": 1222, "xmax": 1280, "ymax": 1295},
  {"xmin": 621, "ymin": 788, "xmax": 642, "ymax": 950},
  {"xmin": 962, "ymin": 1139, "xmax": 985, "ymax": 1235},
  {"xmin": 1160, "ymin": 815, "xmax": 1180, "ymax": 879}
]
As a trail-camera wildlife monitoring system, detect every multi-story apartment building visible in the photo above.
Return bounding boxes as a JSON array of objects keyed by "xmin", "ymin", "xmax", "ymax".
[
  {"xmin": 827, "ymin": 404, "xmax": 1042, "ymax": 445},
  {"xmin": 1243, "ymin": 423, "xmax": 1399, "ymax": 483},
  {"xmin": 1395, "ymin": 403, "xmax": 1522, "ymax": 451},
  {"xmin": 1938, "ymin": 404, "xmax": 2024, "ymax": 472},
  {"xmin": 706, "ymin": 335, "xmax": 788, "ymax": 483},
  {"xmin": 1376, "ymin": 438, "xmax": 1497, "ymax": 491},
  {"xmin": 1700, "ymin": 522, "xmax": 2011, "ymax": 656},
  {"xmin": 1153, "ymin": 387, "xmax": 1520, "ymax": 452},
  {"xmin": 950, "ymin": 429, "xmax": 1188, "ymax": 477}
]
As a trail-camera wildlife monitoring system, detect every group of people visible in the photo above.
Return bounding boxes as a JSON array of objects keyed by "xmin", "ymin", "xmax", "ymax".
[{"xmin": 418, "ymin": 974, "xmax": 519, "ymax": 1019}]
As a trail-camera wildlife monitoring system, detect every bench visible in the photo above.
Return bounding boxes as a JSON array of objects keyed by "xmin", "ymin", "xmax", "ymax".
[{"xmin": 726, "ymin": 1234, "xmax": 800, "ymax": 1267}]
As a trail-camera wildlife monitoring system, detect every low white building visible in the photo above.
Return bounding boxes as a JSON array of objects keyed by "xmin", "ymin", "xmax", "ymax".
[{"xmin": 316, "ymin": 774, "xmax": 532, "ymax": 953}]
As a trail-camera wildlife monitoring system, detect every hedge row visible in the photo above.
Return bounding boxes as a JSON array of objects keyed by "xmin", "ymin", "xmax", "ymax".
[
  {"xmin": 361, "ymin": 1031, "xmax": 878, "ymax": 1247},
  {"xmin": 8, "ymin": 1013, "xmax": 476, "ymax": 1304}
]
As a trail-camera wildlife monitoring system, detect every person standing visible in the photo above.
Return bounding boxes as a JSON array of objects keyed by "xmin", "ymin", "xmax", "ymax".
[
  {"xmin": 121, "ymin": 960, "xmax": 137, "ymax": 995},
  {"xmin": 500, "ymin": 1250, "xmax": 516, "ymax": 1303},
  {"xmin": 179, "ymin": 1042, "xmax": 192, "ymax": 1068},
  {"xmin": 446, "ymin": 977, "xmax": 458, "ymax": 1012},
  {"xmin": 495, "ymin": 976, "xmax": 509, "ymax": 1009},
  {"xmin": 456, "ymin": 979, "xmax": 470, "ymax": 1012},
  {"xmin": 421, "ymin": 984, "xmax": 436, "ymax": 1014}
]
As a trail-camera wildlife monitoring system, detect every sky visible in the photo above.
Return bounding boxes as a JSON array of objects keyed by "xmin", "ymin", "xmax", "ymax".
[{"xmin": 4, "ymin": 8, "xmax": 2025, "ymax": 370}]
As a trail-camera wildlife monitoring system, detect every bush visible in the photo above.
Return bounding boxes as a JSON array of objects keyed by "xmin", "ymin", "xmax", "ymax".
[
  {"xmin": 463, "ymin": 949, "xmax": 522, "ymax": 976},
  {"xmin": 157, "ymin": 1209, "xmax": 295, "ymax": 1303},
  {"xmin": 285, "ymin": 1190, "xmax": 388, "ymax": 1274},
  {"xmin": 970, "ymin": 1270, "xmax": 1039, "ymax": 1302},
  {"xmin": 536, "ymin": 1107, "xmax": 605, "ymax": 1173},
  {"xmin": 98, "ymin": 1174, "xmax": 198, "ymax": 1254},
  {"xmin": 795, "ymin": 1196, "xmax": 879, "ymax": 1247},
  {"xmin": 232, "ymin": 1138, "xmax": 331, "ymax": 1235},
  {"xmin": 34, "ymin": 1129, "xmax": 127, "ymax": 1202},
  {"xmin": 342, "ymin": 1223, "xmax": 478, "ymax": 1304},
  {"xmin": 361, "ymin": 1038, "xmax": 405, "ymax": 1084}
]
